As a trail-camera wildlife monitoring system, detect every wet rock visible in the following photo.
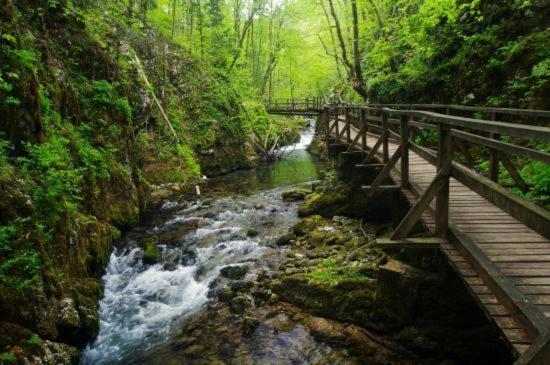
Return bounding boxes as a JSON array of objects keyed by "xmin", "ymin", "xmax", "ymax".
[
  {"xmin": 0, "ymin": 322, "xmax": 79, "ymax": 365},
  {"xmin": 180, "ymin": 249, "xmax": 198, "ymax": 266},
  {"xmin": 271, "ymin": 314, "xmax": 296, "ymax": 332},
  {"xmin": 57, "ymin": 298, "xmax": 80, "ymax": 329},
  {"xmin": 231, "ymin": 280, "xmax": 254, "ymax": 292},
  {"xmin": 202, "ymin": 212, "xmax": 217, "ymax": 220},
  {"xmin": 305, "ymin": 316, "xmax": 344, "ymax": 342},
  {"xmin": 282, "ymin": 188, "xmax": 309, "ymax": 201},
  {"xmin": 284, "ymin": 268, "xmax": 298, "ymax": 275},
  {"xmin": 242, "ymin": 316, "xmax": 260, "ymax": 336},
  {"xmin": 276, "ymin": 232, "xmax": 296, "ymax": 245},
  {"xmin": 182, "ymin": 344, "xmax": 205, "ymax": 356},
  {"xmin": 140, "ymin": 236, "xmax": 160, "ymax": 265},
  {"xmin": 292, "ymin": 215, "xmax": 325, "ymax": 236},
  {"xmin": 229, "ymin": 295, "xmax": 253, "ymax": 314},
  {"xmin": 218, "ymin": 289, "xmax": 235, "ymax": 302},
  {"xmin": 371, "ymin": 259, "xmax": 422, "ymax": 327},
  {"xmin": 220, "ymin": 265, "xmax": 249, "ymax": 280},
  {"xmin": 246, "ymin": 228, "xmax": 259, "ymax": 237},
  {"xmin": 254, "ymin": 203, "xmax": 264, "ymax": 209}
]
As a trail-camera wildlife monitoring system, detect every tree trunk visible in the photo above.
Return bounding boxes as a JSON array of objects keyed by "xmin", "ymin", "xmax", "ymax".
[{"xmin": 351, "ymin": 0, "xmax": 367, "ymax": 99}]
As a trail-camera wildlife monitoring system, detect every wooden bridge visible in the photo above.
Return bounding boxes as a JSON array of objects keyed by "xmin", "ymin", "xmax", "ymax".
[{"xmin": 267, "ymin": 99, "xmax": 550, "ymax": 364}]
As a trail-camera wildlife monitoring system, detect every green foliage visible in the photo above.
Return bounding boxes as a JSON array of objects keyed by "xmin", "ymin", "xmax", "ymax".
[
  {"xmin": 517, "ymin": 161, "xmax": 550, "ymax": 209},
  {"xmin": 0, "ymin": 352, "xmax": 17, "ymax": 364},
  {"xmin": 18, "ymin": 137, "xmax": 83, "ymax": 220},
  {"xmin": 306, "ymin": 259, "xmax": 368, "ymax": 285},
  {"xmin": 0, "ymin": 139, "xmax": 13, "ymax": 181},
  {"xmin": 91, "ymin": 80, "xmax": 132, "ymax": 120},
  {"xmin": 176, "ymin": 143, "xmax": 201, "ymax": 178},
  {"xmin": 27, "ymin": 335, "xmax": 41, "ymax": 346}
]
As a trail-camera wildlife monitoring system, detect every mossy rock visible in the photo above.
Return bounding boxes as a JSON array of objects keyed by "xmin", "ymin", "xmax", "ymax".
[
  {"xmin": 229, "ymin": 295, "xmax": 253, "ymax": 314},
  {"xmin": 141, "ymin": 236, "xmax": 160, "ymax": 265},
  {"xmin": 277, "ymin": 232, "xmax": 296, "ymax": 245},
  {"xmin": 247, "ymin": 228, "xmax": 259, "ymax": 237},
  {"xmin": 282, "ymin": 188, "xmax": 310, "ymax": 201},
  {"xmin": 292, "ymin": 215, "xmax": 326, "ymax": 236},
  {"xmin": 220, "ymin": 265, "xmax": 249, "ymax": 280}
]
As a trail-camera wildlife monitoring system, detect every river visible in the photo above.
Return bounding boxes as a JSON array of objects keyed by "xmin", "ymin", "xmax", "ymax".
[{"xmin": 80, "ymin": 120, "xmax": 353, "ymax": 364}]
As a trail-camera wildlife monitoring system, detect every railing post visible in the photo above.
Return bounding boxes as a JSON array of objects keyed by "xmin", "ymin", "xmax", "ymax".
[
  {"xmin": 345, "ymin": 107, "xmax": 351, "ymax": 144},
  {"xmin": 400, "ymin": 114, "xmax": 409, "ymax": 188},
  {"xmin": 334, "ymin": 106, "xmax": 340, "ymax": 137},
  {"xmin": 436, "ymin": 123, "xmax": 452, "ymax": 238},
  {"xmin": 324, "ymin": 106, "xmax": 331, "ymax": 154},
  {"xmin": 360, "ymin": 107, "xmax": 367, "ymax": 150},
  {"xmin": 382, "ymin": 112, "xmax": 389, "ymax": 162},
  {"xmin": 488, "ymin": 112, "xmax": 500, "ymax": 182}
]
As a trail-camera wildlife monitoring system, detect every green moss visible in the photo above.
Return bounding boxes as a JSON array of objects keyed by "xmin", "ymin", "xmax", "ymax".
[
  {"xmin": 140, "ymin": 236, "xmax": 160, "ymax": 265},
  {"xmin": 292, "ymin": 215, "xmax": 326, "ymax": 236},
  {"xmin": 305, "ymin": 259, "xmax": 370, "ymax": 285}
]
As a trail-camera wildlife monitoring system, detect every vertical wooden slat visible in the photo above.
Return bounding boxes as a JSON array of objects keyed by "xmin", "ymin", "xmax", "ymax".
[
  {"xmin": 335, "ymin": 106, "xmax": 340, "ymax": 136},
  {"xmin": 400, "ymin": 114, "xmax": 409, "ymax": 188},
  {"xmin": 382, "ymin": 112, "xmax": 389, "ymax": 163},
  {"xmin": 345, "ymin": 107, "xmax": 351, "ymax": 144},
  {"xmin": 436, "ymin": 123, "xmax": 452, "ymax": 238},
  {"xmin": 488, "ymin": 112, "xmax": 500, "ymax": 182},
  {"xmin": 360, "ymin": 108, "xmax": 367, "ymax": 150}
]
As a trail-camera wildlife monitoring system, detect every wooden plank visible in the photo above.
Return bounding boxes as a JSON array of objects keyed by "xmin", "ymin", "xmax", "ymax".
[
  {"xmin": 502, "ymin": 328, "xmax": 531, "ymax": 343},
  {"xmin": 474, "ymin": 236, "xmax": 549, "ymax": 243},
  {"xmin": 486, "ymin": 304, "xmax": 510, "ymax": 316},
  {"xmin": 514, "ymin": 329, "xmax": 550, "ymax": 365},
  {"xmin": 489, "ymin": 255, "xmax": 550, "ymax": 262},
  {"xmin": 518, "ymin": 287, "xmax": 550, "ymax": 295},
  {"xmin": 498, "ymin": 262, "xmax": 550, "ymax": 269},
  {"xmin": 374, "ymin": 237, "xmax": 445, "ymax": 249},
  {"xmin": 486, "ymin": 244, "xmax": 550, "ymax": 256},
  {"xmin": 514, "ymin": 278, "xmax": 550, "ymax": 286},
  {"xmin": 385, "ymin": 108, "xmax": 550, "ymax": 141},
  {"xmin": 470, "ymin": 285, "xmax": 492, "ymax": 294},
  {"xmin": 494, "ymin": 316, "xmax": 523, "ymax": 329},
  {"xmin": 478, "ymin": 294, "xmax": 500, "ymax": 304},
  {"xmin": 526, "ymin": 295, "xmax": 550, "ymax": 305},
  {"xmin": 465, "ymin": 277, "xmax": 485, "ymax": 285},
  {"xmin": 448, "ymin": 221, "xmax": 548, "ymax": 337},
  {"xmin": 451, "ymin": 128, "xmax": 550, "ymax": 164},
  {"xmin": 501, "ymin": 269, "xmax": 550, "ymax": 277}
]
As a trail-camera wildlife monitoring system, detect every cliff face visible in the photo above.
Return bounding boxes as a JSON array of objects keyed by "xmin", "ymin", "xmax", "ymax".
[{"xmin": 0, "ymin": 1, "xmax": 257, "ymax": 362}]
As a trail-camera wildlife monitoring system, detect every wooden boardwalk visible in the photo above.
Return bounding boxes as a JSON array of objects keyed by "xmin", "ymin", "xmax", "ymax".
[
  {"xmin": 267, "ymin": 100, "xmax": 550, "ymax": 363},
  {"xmin": 335, "ymin": 121, "xmax": 548, "ymax": 356}
]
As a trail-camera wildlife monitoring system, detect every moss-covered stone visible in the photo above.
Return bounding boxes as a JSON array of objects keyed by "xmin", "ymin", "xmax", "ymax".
[
  {"xmin": 281, "ymin": 188, "xmax": 310, "ymax": 201},
  {"xmin": 292, "ymin": 215, "xmax": 326, "ymax": 236},
  {"xmin": 220, "ymin": 265, "xmax": 249, "ymax": 280},
  {"xmin": 140, "ymin": 236, "xmax": 160, "ymax": 265}
]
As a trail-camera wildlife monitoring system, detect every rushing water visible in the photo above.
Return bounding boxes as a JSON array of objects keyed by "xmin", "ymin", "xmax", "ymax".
[{"xmin": 81, "ymin": 120, "xmax": 328, "ymax": 364}]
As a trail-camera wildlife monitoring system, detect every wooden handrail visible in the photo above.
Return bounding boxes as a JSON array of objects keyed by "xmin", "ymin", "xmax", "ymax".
[{"xmin": 370, "ymin": 103, "xmax": 550, "ymax": 119}]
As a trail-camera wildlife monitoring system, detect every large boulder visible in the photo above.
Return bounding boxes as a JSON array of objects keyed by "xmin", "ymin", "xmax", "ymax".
[{"xmin": 371, "ymin": 259, "xmax": 422, "ymax": 328}]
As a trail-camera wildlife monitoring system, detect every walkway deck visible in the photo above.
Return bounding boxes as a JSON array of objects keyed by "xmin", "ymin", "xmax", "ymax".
[{"xmin": 331, "ymin": 119, "xmax": 550, "ymax": 357}]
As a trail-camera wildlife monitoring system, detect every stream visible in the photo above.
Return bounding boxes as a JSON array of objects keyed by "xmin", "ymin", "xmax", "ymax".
[{"xmin": 80, "ymin": 120, "xmax": 348, "ymax": 364}]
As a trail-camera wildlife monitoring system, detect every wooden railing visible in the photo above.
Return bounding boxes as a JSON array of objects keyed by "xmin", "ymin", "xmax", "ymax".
[
  {"xmin": 266, "ymin": 97, "xmax": 326, "ymax": 112},
  {"xmin": 319, "ymin": 104, "xmax": 550, "ymax": 239}
]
